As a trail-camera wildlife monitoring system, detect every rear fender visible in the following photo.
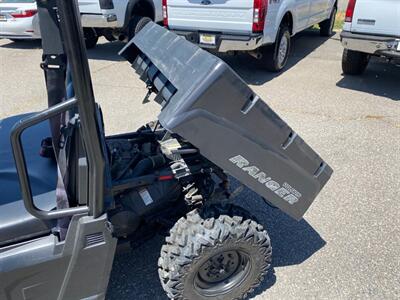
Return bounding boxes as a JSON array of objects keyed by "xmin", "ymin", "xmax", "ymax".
[
  {"xmin": 264, "ymin": 5, "xmax": 294, "ymax": 44},
  {"xmin": 123, "ymin": 0, "xmax": 155, "ymax": 29}
]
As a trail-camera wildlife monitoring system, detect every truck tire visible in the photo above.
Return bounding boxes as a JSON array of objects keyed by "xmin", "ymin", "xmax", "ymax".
[
  {"xmin": 342, "ymin": 49, "xmax": 370, "ymax": 75},
  {"xmin": 128, "ymin": 15, "xmax": 152, "ymax": 40},
  {"xmin": 158, "ymin": 205, "xmax": 272, "ymax": 300},
  {"xmin": 319, "ymin": 6, "xmax": 337, "ymax": 37},
  {"xmin": 83, "ymin": 28, "xmax": 98, "ymax": 49},
  {"xmin": 261, "ymin": 25, "xmax": 291, "ymax": 72}
]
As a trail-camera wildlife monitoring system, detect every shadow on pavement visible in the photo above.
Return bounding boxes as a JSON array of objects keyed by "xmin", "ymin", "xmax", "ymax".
[
  {"xmin": 336, "ymin": 57, "xmax": 400, "ymax": 101},
  {"xmin": 219, "ymin": 29, "xmax": 333, "ymax": 86},
  {"xmin": 86, "ymin": 41, "xmax": 125, "ymax": 62},
  {"xmin": 0, "ymin": 39, "xmax": 41, "ymax": 49},
  {"xmin": 107, "ymin": 181, "xmax": 325, "ymax": 300},
  {"xmin": 0, "ymin": 38, "xmax": 125, "ymax": 61}
]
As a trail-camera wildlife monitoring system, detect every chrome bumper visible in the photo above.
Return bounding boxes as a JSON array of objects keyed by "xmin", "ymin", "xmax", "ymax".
[
  {"xmin": 341, "ymin": 31, "xmax": 400, "ymax": 58},
  {"xmin": 172, "ymin": 30, "xmax": 264, "ymax": 52},
  {"xmin": 218, "ymin": 35, "xmax": 264, "ymax": 52},
  {"xmin": 80, "ymin": 13, "xmax": 117, "ymax": 28}
]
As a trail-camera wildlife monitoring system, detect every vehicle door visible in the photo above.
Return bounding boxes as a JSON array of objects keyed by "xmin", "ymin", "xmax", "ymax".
[
  {"xmin": 294, "ymin": 0, "xmax": 312, "ymax": 31},
  {"xmin": 307, "ymin": 0, "xmax": 330, "ymax": 26}
]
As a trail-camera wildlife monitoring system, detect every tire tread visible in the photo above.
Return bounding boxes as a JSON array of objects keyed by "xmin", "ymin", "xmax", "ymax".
[
  {"xmin": 342, "ymin": 49, "xmax": 370, "ymax": 75},
  {"xmin": 158, "ymin": 204, "xmax": 272, "ymax": 300}
]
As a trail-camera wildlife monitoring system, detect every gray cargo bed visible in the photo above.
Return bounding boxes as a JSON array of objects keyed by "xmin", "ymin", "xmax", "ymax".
[{"xmin": 120, "ymin": 23, "xmax": 333, "ymax": 220}]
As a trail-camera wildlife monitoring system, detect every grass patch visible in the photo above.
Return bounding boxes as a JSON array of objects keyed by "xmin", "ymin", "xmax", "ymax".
[
  {"xmin": 312, "ymin": 11, "xmax": 346, "ymax": 31},
  {"xmin": 334, "ymin": 11, "xmax": 345, "ymax": 30}
]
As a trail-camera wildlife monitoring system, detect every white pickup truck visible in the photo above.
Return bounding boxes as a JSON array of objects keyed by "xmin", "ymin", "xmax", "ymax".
[
  {"xmin": 341, "ymin": 0, "xmax": 400, "ymax": 75},
  {"xmin": 78, "ymin": 0, "xmax": 162, "ymax": 48},
  {"xmin": 162, "ymin": 0, "xmax": 338, "ymax": 71}
]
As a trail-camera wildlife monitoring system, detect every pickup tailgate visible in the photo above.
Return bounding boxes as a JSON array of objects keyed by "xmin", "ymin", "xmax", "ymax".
[
  {"xmin": 167, "ymin": 0, "xmax": 254, "ymax": 34},
  {"xmin": 351, "ymin": 0, "xmax": 400, "ymax": 36},
  {"xmin": 78, "ymin": 0, "xmax": 102, "ymax": 14}
]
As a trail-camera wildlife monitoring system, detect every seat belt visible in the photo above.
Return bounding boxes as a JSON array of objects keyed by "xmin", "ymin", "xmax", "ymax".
[{"xmin": 37, "ymin": 0, "xmax": 70, "ymax": 239}]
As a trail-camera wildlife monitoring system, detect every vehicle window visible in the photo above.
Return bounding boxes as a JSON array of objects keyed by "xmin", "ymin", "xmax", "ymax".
[{"xmin": 0, "ymin": 0, "xmax": 35, "ymax": 3}]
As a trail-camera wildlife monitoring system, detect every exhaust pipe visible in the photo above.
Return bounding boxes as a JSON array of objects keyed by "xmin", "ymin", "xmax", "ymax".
[{"xmin": 248, "ymin": 50, "xmax": 262, "ymax": 60}]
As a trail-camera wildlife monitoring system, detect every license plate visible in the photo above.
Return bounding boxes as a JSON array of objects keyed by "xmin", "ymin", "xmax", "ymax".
[
  {"xmin": 0, "ymin": 15, "xmax": 6, "ymax": 21},
  {"xmin": 199, "ymin": 34, "xmax": 216, "ymax": 45}
]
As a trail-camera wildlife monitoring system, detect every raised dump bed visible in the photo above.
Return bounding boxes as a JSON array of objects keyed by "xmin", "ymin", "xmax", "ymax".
[{"xmin": 120, "ymin": 23, "xmax": 333, "ymax": 220}]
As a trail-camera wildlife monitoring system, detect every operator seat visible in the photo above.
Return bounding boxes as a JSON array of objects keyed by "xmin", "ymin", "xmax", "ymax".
[{"xmin": 0, "ymin": 114, "xmax": 57, "ymax": 247}]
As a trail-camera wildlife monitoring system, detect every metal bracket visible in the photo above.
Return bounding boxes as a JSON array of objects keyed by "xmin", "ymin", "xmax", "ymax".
[
  {"xmin": 170, "ymin": 159, "xmax": 191, "ymax": 179},
  {"xmin": 40, "ymin": 54, "xmax": 67, "ymax": 71}
]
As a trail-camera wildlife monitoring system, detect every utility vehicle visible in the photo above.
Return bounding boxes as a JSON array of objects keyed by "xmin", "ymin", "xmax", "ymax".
[
  {"xmin": 0, "ymin": 0, "xmax": 332, "ymax": 298},
  {"xmin": 341, "ymin": 0, "xmax": 400, "ymax": 75}
]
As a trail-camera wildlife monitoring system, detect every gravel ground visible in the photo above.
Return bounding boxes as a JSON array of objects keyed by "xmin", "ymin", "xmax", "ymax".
[{"xmin": 0, "ymin": 29, "xmax": 399, "ymax": 300}]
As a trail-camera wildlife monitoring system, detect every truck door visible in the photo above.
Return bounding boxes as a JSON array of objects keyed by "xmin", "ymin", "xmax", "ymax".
[
  {"xmin": 295, "ymin": 0, "xmax": 312, "ymax": 31},
  {"xmin": 307, "ymin": 0, "xmax": 328, "ymax": 26}
]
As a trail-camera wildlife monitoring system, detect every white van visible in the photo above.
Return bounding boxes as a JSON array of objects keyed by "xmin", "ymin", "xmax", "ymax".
[
  {"xmin": 162, "ymin": 0, "xmax": 338, "ymax": 71},
  {"xmin": 341, "ymin": 0, "xmax": 400, "ymax": 75}
]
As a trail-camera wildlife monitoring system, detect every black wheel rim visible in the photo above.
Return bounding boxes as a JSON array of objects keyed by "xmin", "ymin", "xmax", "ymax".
[{"xmin": 194, "ymin": 250, "xmax": 251, "ymax": 297}]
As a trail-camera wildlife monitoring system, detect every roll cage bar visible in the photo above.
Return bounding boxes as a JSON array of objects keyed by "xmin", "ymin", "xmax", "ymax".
[{"xmin": 11, "ymin": 0, "xmax": 106, "ymax": 219}]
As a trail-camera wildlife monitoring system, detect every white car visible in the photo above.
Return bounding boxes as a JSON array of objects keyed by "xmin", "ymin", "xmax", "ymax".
[
  {"xmin": 341, "ymin": 0, "xmax": 400, "ymax": 75},
  {"xmin": 163, "ymin": 0, "xmax": 338, "ymax": 72},
  {"xmin": 0, "ymin": 0, "xmax": 40, "ymax": 41}
]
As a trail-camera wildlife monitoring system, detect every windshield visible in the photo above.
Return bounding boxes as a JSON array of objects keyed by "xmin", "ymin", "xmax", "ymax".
[{"xmin": 0, "ymin": 0, "xmax": 35, "ymax": 3}]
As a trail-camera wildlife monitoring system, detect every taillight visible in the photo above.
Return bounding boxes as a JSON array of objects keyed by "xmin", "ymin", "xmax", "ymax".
[
  {"xmin": 162, "ymin": 0, "xmax": 168, "ymax": 27},
  {"xmin": 11, "ymin": 9, "xmax": 37, "ymax": 18},
  {"xmin": 345, "ymin": 0, "xmax": 357, "ymax": 23},
  {"xmin": 253, "ymin": 0, "xmax": 268, "ymax": 33}
]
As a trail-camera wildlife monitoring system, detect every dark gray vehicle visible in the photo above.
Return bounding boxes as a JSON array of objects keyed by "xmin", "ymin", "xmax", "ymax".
[{"xmin": 0, "ymin": 0, "xmax": 332, "ymax": 299}]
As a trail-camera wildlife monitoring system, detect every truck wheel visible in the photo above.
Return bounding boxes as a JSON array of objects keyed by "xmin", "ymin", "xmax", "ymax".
[
  {"xmin": 319, "ymin": 6, "xmax": 337, "ymax": 37},
  {"xmin": 158, "ymin": 205, "xmax": 272, "ymax": 300},
  {"xmin": 128, "ymin": 15, "xmax": 152, "ymax": 40},
  {"xmin": 261, "ymin": 25, "xmax": 291, "ymax": 72},
  {"xmin": 83, "ymin": 28, "xmax": 98, "ymax": 49},
  {"xmin": 342, "ymin": 49, "xmax": 370, "ymax": 75}
]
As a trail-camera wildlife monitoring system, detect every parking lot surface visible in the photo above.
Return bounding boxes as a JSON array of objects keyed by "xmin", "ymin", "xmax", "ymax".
[{"xmin": 0, "ymin": 29, "xmax": 399, "ymax": 300}]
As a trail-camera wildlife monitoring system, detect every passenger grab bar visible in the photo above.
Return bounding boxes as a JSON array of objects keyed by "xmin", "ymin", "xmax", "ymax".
[{"xmin": 10, "ymin": 97, "xmax": 89, "ymax": 220}]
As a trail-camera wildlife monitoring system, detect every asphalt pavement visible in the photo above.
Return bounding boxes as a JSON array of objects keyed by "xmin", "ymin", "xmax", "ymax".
[{"xmin": 0, "ymin": 29, "xmax": 399, "ymax": 300}]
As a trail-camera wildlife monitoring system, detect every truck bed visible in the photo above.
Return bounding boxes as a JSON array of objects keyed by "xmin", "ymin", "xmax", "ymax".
[{"xmin": 120, "ymin": 23, "xmax": 333, "ymax": 220}]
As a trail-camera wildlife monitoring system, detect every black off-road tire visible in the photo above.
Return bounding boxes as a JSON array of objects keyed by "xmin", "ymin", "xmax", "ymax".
[
  {"xmin": 342, "ymin": 49, "xmax": 370, "ymax": 75},
  {"xmin": 319, "ymin": 6, "xmax": 337, "ymax": 37},
  {"xmin": 158, "ymin": 205, "xmax": 272, "ymax": 300},
  {"xmin": 83, "ymin": 28, "xmax": 98, "ymax": 49},
  {"xmin": 261, "ymin": 25, "xmax": 291, "ymax": 72},
  {"xmin": 128, "ymin": 15, "xmax": 152, "ymax": 40}
]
